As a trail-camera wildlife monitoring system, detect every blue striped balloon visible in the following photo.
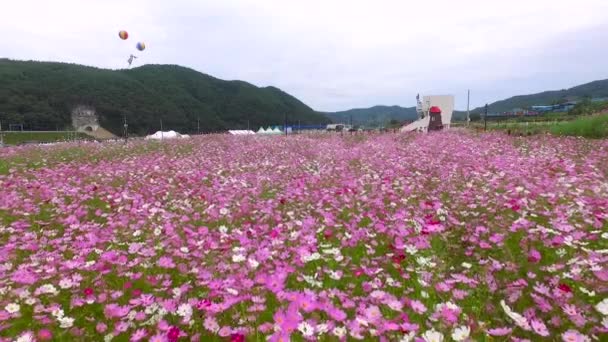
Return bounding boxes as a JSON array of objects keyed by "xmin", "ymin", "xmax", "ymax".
[{"xmin": 136, "ymin": 42, "xmax": 146, "ymax": 51}]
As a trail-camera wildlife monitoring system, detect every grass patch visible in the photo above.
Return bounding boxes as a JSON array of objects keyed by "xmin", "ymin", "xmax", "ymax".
[
  {"xmin": 1, "ymin": 131, "xmax": 91, "ymax": 145},
  {"xmin": 550, "ymin": 114, "xmax": 608, "ymax": 138}
]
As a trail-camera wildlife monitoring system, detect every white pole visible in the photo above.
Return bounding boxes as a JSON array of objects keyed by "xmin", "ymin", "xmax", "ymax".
[{"xmin": 467, "ymin": 89, "xmax": 470, "ymax": 127}]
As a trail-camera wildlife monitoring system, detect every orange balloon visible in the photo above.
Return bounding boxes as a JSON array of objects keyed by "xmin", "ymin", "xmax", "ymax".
[{"xmin": 119, "ymin": 30, "xmax": 128, "ymax": 40}]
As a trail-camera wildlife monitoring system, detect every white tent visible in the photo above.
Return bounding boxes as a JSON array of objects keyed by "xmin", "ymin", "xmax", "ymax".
[
  {"xmin": 229, "ymin": 130, "xmax": 255, "ymax": 135},
  {"xmin": 145, "ymin": 130, "xmax": 190, "ymax": 140},
  {"xmin": 257, "ymin": 127, "xmax": 266, "ymax": 134},
  {"xmin": 272, "ymin": 127, "xmax": 282, "ymax": 134}
]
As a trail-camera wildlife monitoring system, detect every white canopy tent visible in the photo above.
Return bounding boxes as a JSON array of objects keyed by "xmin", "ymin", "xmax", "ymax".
[
  {"xmin": 145, "ymin": 130, "xmax": 190, "ymax": 140},
  {"xmin": 229, "ymin": 130, "xmax": 255, "ymax": 135}
]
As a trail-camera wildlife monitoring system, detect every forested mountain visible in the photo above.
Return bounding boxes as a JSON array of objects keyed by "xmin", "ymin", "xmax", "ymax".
[
  {"xmin": 324, "ymin": 105, "xmax": 418, "ymax": 126},
  {"xmin": 463, "ymin": 79, "xmax": 608, "ymax": 116},
  {"xmin": 0, "ymin": 59, "xmax": 330, "ymax": 135}
]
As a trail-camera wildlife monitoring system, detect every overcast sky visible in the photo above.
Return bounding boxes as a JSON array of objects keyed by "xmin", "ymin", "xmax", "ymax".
[{"xmin": 2, "ymin": 0, "xmax": 608, "ymax": 111}]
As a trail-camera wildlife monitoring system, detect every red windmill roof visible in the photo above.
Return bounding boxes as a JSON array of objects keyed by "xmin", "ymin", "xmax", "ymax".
[{"xmin": 429, "ymin": 106, "xmax": 442, "ymax": 114}]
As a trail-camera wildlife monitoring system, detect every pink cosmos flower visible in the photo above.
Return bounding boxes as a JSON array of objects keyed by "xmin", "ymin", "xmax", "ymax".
[
  {"xmin": 157, "ymin": 256, "xmax": 176, "ymax": 268},
  {"xmin": 527, "ymin": 249, "xmax": 541, "ymax": 263},
  {"xmin": 218, "ymin": 326, "xmax": 232, "ymax": 337},
  {"xmin": 410, "ymin": 300, "xmax": 427, "ymax": 314},
  {"xmin": 149, "ymin": 333, "xmax": 168, "ymax": 342},
  {"xmin": 130, "ymin": 328, "xmax": 147, "ymax": 342},
  {"xmin": 230, "ymin": 333, "xmax": 245, "ymax": 342},
  {"xmin": 530, "ymin": 319, "xmax": 549, "ymax": 337},
  {"xmin": 268, "ymin": 332, "xmax": 291, "ymax": 342},
  {"xmin": 167, "ymin": 327, "xmax": 180, "ymax": 342},
  {"xmin": 96, "ymin": 322, "xmax": 107, "ymax": 333},
  {"xmin": 38, "ymin": 329, "xmax": 53, "ymax": 341},
  {"xmin": 204, "ymin": 316, "xmax": 220, "ymax": 333},
  {"xmin": 561, "ymin": 329, "xmax": 590, "ymax": 342},
  {"xmin": 487, "ymin": 327, "xmax": 512, "ymax": 336}
]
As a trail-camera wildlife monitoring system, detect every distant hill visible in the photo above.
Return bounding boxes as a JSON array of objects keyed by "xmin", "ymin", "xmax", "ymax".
[
  {"xmin": 459, "ymin": 78, "xmax": 608, "ymax": 118},
  {"xmin": 324, "ymin": 105, "xmax": 418, "ymax": 126},
  {"xmin": 0, "ymin": 59, "xmax": 330, "ymax": 135}
]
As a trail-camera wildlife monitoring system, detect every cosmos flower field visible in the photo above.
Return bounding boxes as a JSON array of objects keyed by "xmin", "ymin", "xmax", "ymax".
[{"xmin": 0, "ymin": 131, "xmax": 607, "ymax": 342}]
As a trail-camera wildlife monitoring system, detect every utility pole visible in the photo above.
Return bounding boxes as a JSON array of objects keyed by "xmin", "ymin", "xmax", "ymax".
[
  {"xmin": 484, "ymin": 104, "xmax": 488, "ymax": 132},
  {"xmin": 197, "ymin": 117, "xmax": 200, "ymax": 135},
  {"xmin": 467, "ymin": 89, "xmax": 470, "ymax": 127},
  {"xmin": 160, "ymin": 119, "xmax": 163, "ymax": 141},
  {"xmin": 284, "ymin": 112, "xmax": 287, "ymax": 136},
  {"xmin": 0, "ymin": 120, "xmax": 4, "ymax": 147}
]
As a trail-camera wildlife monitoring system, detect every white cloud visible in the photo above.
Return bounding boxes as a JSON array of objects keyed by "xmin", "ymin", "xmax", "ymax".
[{"xmin": 1, "ymin": 0, "xmax": 607, "ymax": 111}]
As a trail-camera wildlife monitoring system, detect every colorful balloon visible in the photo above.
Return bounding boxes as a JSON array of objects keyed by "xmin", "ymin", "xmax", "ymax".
[
  {"xmin": 118, "ymin": 30, "xmax": 128, "ymax": 40},
  {"xmin": 136, "ymin": 42, "xmax": 146, "ymax": 51}
]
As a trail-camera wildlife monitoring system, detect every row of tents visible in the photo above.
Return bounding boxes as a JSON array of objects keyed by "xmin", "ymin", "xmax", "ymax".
[
  {"xmin": 228, "ymin": 127, "xmax": 285, "ymax": 135},
  {"xmin": 256, "ymin": 126, "xmax": 285, "ymax": 134},
  {"xmin": 145, "ymin": 127, "xmax": 290, "ymax": 138}
]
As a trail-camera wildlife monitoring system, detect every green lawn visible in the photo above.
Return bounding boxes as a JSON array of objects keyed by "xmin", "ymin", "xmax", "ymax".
[
  {"xmin": 1, "ymin": 131, "xmax": 91, "ymax": 145},
  {"xmin": 550, "ymin": 113, "xmax": 608, "ymax": 138}
]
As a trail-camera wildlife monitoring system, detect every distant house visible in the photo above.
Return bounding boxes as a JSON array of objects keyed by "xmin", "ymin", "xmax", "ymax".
[{"xmin": 531, "ymin": 102, "xmax": 577, "ymax": 113}]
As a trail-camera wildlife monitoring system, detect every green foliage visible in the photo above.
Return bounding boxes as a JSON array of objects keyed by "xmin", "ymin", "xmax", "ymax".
[
  {"xmin": 324, "ymin": 105, "xmax": 418, "ymax": 127},
  {"xmin": 568, "ymin": 99, "xmax": 608, "ymax": 116},
  {"xmin": 550, "ymin": 114, "xmax": 608, "ymax": 138},
  {"xmin": 0, "ymin": 59, "xmax": 330, "ymax": 135}
]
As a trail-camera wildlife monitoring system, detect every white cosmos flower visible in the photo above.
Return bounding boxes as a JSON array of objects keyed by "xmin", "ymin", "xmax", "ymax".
[
  {"xmin": 451, "ymin": 326, "xmax": 470, "ymax": 341},
  {"xmin": 595, "ymin": 298, "xmax": 608, "ymax": 316},
  {"xmin": 316, "ymin": 323, "xmax": 328, "ymax": 334},
  {"xmin": 4, "ymin": 303, "xmax": 20, "ymax": 314},
  {"xmin": 180, "ymin": 246, "xmax": 189, "ymax": 254},
  {"xmin": 218, "ymin": 225, "xmax": 228, "ymax": 234},
  {"xmin": 422, "ymin": 329, "xmax": 444, "ymax": 342},
  {"xmin": 298, "ymin": 321, "xmax": 314, "ymax": 337},
  {"xmin": 248, "ymin": 258, "xmax": 260, "ymax": 269},
  {"xmin": 461, "ymin": 262, "xmax": 472, "ymax": 269},
  {"xmin": 232, "ymin": 254, "xmax": 246, "ymax": 263},
  {"xmin": 176, "ymin": 303, "xmax": 192, "ymax": 318},
  {"xmin": 15, "ymin": 332, "xmax": 34, "ymax": 342},
  {"xmin": 400, "ymin": 332, "xmax": 416, "ymax": 342},
  {"xmin": 58, "ymin": 316, "xmax": 75, "ymax": 328},
  {"xmin": 328, "ymin": 270, "xmax": 342, "ymax": 280},
  {"xmin": 52, "ymin": 308, "xmax": 64, "ymax": 318},
  {"xmin": 59, "ymin": 278, "xmax": 73, "ymax": 289},
  {"xmin": 332, "ymin": 326, "xmax": 346, "ymax": 338},
  {"xmin": 153, "ymin": 228, "xmax": 162, "ymax": 236},
  {"xmin": 38, "ymin": 284, "xmax": 59, "ymax": 296},
  {"xmin": 405, "ymin": 244, "xmax": 418, "ymax": 255}
]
